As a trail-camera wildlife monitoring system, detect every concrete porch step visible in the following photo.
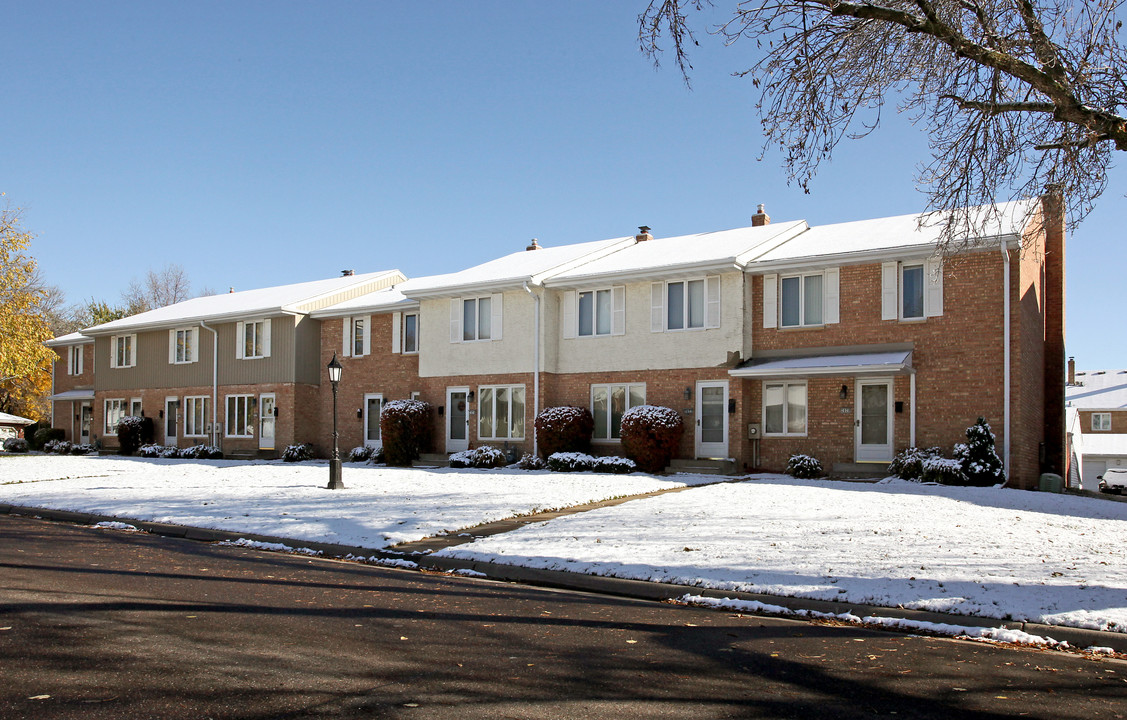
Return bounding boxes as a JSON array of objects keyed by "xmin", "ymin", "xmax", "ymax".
[
  {"xmin": 831, "ymin": 462, "xmax": 888, "ymax": 480},
  {"xmin": 412, "ymin": 453, "xmax": 450, "ymax": 468},
  {"xmin": 665, "ymin": 458, "xmax": 738, "ymax": 476}
]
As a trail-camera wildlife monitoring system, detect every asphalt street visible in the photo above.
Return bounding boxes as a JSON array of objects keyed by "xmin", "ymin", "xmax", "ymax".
[{"xmin": 1, "ymin": 514, "xmax": 1125, "ymax": 719}]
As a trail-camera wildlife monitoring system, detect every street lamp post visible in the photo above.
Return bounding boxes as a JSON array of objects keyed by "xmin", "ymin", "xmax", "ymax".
[{"xmin": 326, "ymin": 353, "xmax": 344, "ymax": 490}]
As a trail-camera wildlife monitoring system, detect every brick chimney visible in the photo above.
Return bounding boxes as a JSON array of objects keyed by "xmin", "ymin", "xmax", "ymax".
[
  {"xmin": 341, "ymin": 269, "xmax": 355, "ymax": 277},
  {"xmin": 1068, "ymin": 356, "xmax": 1075, "ymax": 385},
  {"xmin": 526, "ymin": 238, "xmax": 541, "ymax": 251},
  {"xmin": 635, "ymin": 225, "xmax": 653, "ymax": 242},
  {"xmin": 752, "ymin": 204, "xmax": 770, "ymax": 227}
]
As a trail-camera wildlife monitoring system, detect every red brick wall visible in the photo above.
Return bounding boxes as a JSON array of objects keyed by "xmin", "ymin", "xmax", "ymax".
[{"xmin": 1078, "ymin": 409, "xmax": 1127, "ymax": 434}]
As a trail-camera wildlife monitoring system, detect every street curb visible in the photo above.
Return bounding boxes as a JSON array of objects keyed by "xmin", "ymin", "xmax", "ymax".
[{"xmin": 4, "ymin": 503, "xmax": 1125, "ymax": 654}]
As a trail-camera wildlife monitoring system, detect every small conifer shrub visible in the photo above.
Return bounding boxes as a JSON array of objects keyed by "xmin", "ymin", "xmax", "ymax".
[{"xmin": 620, "ymin": 405, "xmax": 684, "ymax": 474}]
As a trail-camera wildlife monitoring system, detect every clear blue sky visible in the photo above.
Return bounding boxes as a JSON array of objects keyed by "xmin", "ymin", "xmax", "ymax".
[{"xmin": 5, "ymin": 2, "xmax": 1124, "ymax": 369}]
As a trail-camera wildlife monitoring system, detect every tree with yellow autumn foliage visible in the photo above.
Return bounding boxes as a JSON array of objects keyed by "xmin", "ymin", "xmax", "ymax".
[{"xmin": 0, "ymin": 195, "xmax": 54, "ymax": 407}]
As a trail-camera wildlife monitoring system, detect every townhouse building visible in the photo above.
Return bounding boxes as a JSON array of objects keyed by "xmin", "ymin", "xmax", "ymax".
[
  {"xmin": 1065, "ymin": 359, "xmax": 1127, "ymax": 487},
  {"xmin": 45, "ymin": 197, "xmax": 1064, "ymax": 489},
  {"xmin": 45, "ymin": 331, "xmax": 96, "ymax": 444}
]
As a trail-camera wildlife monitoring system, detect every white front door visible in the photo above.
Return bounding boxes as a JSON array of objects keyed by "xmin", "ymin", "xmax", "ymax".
[
  {"xmin": 79, "ymin": 402, "xmax": 92, "ymax": 443},
  {"xmin": 259, "ymin": 393, "xmax": 276, "ymax": 450},
  {"xmin": 363, "ymin": 393, "xmax": 383, "ymax": 448},
  {"xmin": 695, "ymin": 380, "xmax": 729, "ymax": 459},
  {"xmin": 164, "ymin": 397, "xmax": 179, "ymax": 446},
  {"xmin": 446, "ymin": 387, "xmax": 469, "ymax": 453},
  {"xmin": 855, "ymin": 378, "xmax": 894, "ymax": 462}
]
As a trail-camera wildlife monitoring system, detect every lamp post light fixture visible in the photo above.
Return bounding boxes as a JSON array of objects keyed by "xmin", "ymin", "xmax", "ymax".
[{"xmin": 326, "ymin": 353, "xmax": 344, "ymax": 490}]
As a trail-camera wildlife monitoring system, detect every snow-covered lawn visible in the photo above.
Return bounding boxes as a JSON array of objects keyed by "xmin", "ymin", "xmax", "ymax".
[
  {"xmin": 435, "ymin": 476, "xmax": 1127, "ymax": 634},
  {"xmin": 0, "ymin": 454, "xmax": 715, "ymax": 548}
]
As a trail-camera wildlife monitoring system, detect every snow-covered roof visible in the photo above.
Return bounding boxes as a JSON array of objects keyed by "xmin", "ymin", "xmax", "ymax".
[
  {"xmin": 1066, "ymin": 370, "xmax": 1127, "ymax": 410},
  {"xmin": 0, "ymin": 411, "xmax": 34, "ymax": 425},
  {"xmin": 730, "ymin": 350, "xmax": 913, "ymax": 378},
  {"xmin": 1076, "ymin": 433, "xmax": 1127, "ymax": 458},
  {"xmin": 48, "ymin": 390, "xmax": 96, "ymax": 402},
  {"xmin": 545, "ymin": 222, "xmax": 809, "ymax": 286},
  {"xmin": 404, "ymin": 238, "xmax": 633, "ymax": 298},
  {"xmin": 311, "ymin": 282, "xmax": 421, "ymax": 318},
  {"xmin": 84, "ymin": 270, "xmax": 403, "ymax": 334},
  {"xmin": 45, "ymin": 331, "xmax": 93, "ymax": 347},
  {"xmin": 751, "ymin": 199, "xmax": 1038, "ymax": 269}
]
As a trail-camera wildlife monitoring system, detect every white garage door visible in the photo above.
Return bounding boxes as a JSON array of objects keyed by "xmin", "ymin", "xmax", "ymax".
[{"xmin": 1083, "ymin": 459, "xmax": 1108, "ymax": 486}]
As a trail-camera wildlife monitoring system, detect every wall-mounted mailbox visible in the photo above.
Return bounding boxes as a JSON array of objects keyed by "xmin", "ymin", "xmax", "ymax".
[
  {"xmin": 895, "ymin": 401, "xmax": 904, "ymax": 414},
  {"xmin": 728, "ymin": 398, "xmax": 736, "ymax": 414}
]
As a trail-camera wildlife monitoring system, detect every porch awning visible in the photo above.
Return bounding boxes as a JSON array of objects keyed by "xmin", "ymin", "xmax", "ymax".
[
  {"xmin": 48, "ymin": 390, "xmax": 96, "ymax": 401},
  {"xmin": 730, "ymin": 350, "xmax": 913, "ymax": 378}
]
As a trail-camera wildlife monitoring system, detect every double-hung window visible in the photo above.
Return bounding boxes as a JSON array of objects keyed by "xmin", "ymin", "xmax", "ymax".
[
  {"xmin": 130, "ymin": 398, "xmax": 143, "ymax": 417},
  {"xmin": 900, "ymin": 264, "xmax": 925, "ymax": 320},
  {"xmin": 881, "ymin": 260, "xmax": 942, "ymax": 321},
  {"xmin": 342, "ymin": 316, "xmax": 370, "ymax": 357},
  {"xmin": 651, "ymin": 277, "xmax": 720, "ymax": 332},
  {"xmin": 451, "ymin": 295, "xmax": 502, "ymax": 343},
  {"xmin": 104, "ymin": 398, "xmax": 125, "ymax": 434},
  {"xmin": 478, "ymin": 385, "xmax": 525, "ymax": 441},
  {"xmin": 352, "ymin": 317, "xmax": 366, "ymax": 356},
  {"xmin": 185, "ymin": 396, "xmax": 211, "ymax": 437},
  {"xmin": 780, "ymin": 274, "xmax": 824, "ymax": 327},
  {"xmin": 402, "ymin": 313, "xmax": 419, "ymax": 353},
  {"xmin": 237, "ymin": 319, "xmax": 271, "ymax": 360},
  {"xmin": 110, "ymin": 334, "xmax": 136, "ymax": 368},
  {"xmin": 67, "ymin": 346, "xmax": 83, "ymax": 375},
  {"xmin": 763, "ymin": 381, "xmax": 807, "ymax": 436},
  {"xmin": 169, "ymin": 327, "xmax": 198, "ymax": 364},
  {"xmin": 591, "ymin": 383, "xmax": 645, "ymax": 441},
  {"xmin": 579, "ymin": 289, "xmax": 613, "ymax": 336},
  {"xmin": 1093, "ymin": 412, "xmax": 1112, "ymax": 431},
  {"xmin": 225, "ymin": 394, "xmax": 254, "ymax": 437},
  {"xmin": 562, "ymin": 287, "xmax": 625, "ymax": 339}
]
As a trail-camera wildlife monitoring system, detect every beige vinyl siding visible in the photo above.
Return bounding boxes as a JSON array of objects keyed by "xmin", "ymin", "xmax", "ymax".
[
  {"xmin": 291, "ymin": 273, "xmax": 403, "ymax": 313},
  {"xmin": 293, "ymin": 316, "xmax": 323, "ymax": 385},
  {"xmin": 95, "ymin": 332, "xmax": 214, "ymax": 390}
]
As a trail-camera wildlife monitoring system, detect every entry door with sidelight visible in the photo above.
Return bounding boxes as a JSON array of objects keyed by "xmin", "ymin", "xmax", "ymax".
[
  {"xmin": 446, "ymin": 387, "xmax": 469, "ymax": 453},
  {"xmin": 695, "ymin": 380, "xmax": 729, "ymax": 459},
  {"xmin": 363, "ymin": 393, "xmax": 383, "ymax": 449},
  {"xmin": 259, "ymin": 393, "xmax": 276, "ymax": 450},
  {"xmin": 855, "ymin": 379, "xmax": 894, "ymax": 462},
  {"xmin": 165, "ymin": 398, "xmax": 180, "ymax": 446}
]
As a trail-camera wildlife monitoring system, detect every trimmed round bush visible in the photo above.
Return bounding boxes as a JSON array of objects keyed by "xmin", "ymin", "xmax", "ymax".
[
  {"xmin": 381, "ymin": 400, "xmax": 433, "ymax": 467},
  {"xmin": 347, "ymin": 446, "xmax": 374, "ymax": 463},
  {"xmin": 32, "ymin": 427, "xmax": 64, "ymax": 451},
  {"xmin": 546, "ymin": 452, "xmax": 596, "ymax": 472},
  {"xmin": 3, "ymin": 437, "xmax": 29, "ymax": 453},
  {"xmin": 620, "ymin": 405, "xmax": 684, "ymax": 474},
  {"xmin": 888, "ymin": 447, "xmax": 943, "ymax": 481},
  {"xmin": 116, "ymin": 415, "xmax": 145, "ymax": 455},
  {"xmin": 534, "ymin": 406, "xmax": 594, "ymax": 459},
  {"xmin": 517, "ymin": 452, "xmax": 545, "ymax": 470},
  {"xmin": 786, "ymin": 453, "xmax": 823, "ymax": 479},
  {"xmin": 920, "ymin": 456, "xmax": 968, "ymax": 485},
  {"xmin": 282, "ymin": 443, "xmax": 315, "ymax": 462},
  {"xmin": 450, "ymin": 445, "xmax": 507, "ymax": 469},
  {"xmin": 593, "ymin": 455, "xmax": 636, "ymax": 474}
]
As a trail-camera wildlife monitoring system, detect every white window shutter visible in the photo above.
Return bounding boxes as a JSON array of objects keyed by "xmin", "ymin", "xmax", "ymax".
[
  {"xmin": 763, "ymin": 274, "xmax": 778, "ymax": 329},
  {"xmin": 705, "ymin": 276, "xmax": 721, "ymax": 329},
  {"xmin": 130, "ymin": 335, "xmax": 137, "ymax": 366},
  {"xmin": 612, "ymin": 286, "xmax": 626, "ymax": 335},
  {"xmin": 391, "ymin": 312, "xmax": 402, "ymax": 353},
  {"xmin": 823, "ymin": 268, "xmax": 840, "ymax": 325},
  {"xmin": 236, "ymin": 322, "xmax": 245, "ymax": 360},
  {"xmin": 450, "ymin": 300, "xmax": 461, "ymax": 343},
  {"xmin": 342, "ymin": 317, "xmax": 351, "ymax": 357},
  {"xmin": 263, "ymin": 319, "xmax": 272, "ymax": 357},
  {"xmin": 881, "ymin": 262, "xmax": 899, "ymax": 321},
  {"xmin": 925, "ymin": 258, "xmax": 944, "ymax": 317},
  {"xmin": 561, "ymin": 291, "xmax": 576, "ymax": 340},
  {"xmin": 650, "ymin": 283, "xmax": 664, "ymax": 332},
  {"xmin": 169, "ymin": 329, "xmax": 176, "ymax": 364},
  {"xmin": 490, "ymin": 293, "xmax": 503, "ymax": 341},
  {"xmin": 360, "ymin": 316, "xmax": 370, "ymax": 356},
  {"xmin": 110, "ymin": 336, "xmax": 117, "ymax": 368},
  {"xmin": 191, "ymin": 328, "xmax": 200, "ymax": 362}
]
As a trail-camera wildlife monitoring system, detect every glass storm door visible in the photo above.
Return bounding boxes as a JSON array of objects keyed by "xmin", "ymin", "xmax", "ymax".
[
  {"xmin": 446, "ymin": 387, "xmax": 469, "ymax": 453},
  {"xmin": 364, "ymin": 393, "xmax": 383, "ymax": 448},
  {"xmin": 259, "ymin": 394, "xmax": 276, "ymax": 450},
  {"xmin": 79, "ymin": 403, "xmax": 92, "ymax": 443},
  {"xmin": 695, "ymin": 381, "xmax": 729, "ymax": 459},
  {"xmin": 165, "ymin": 398, "xmax": 179, "ymax": 446},
  {"xmin": 855, "ymin": 379, "xmax": 893, "ymax": 462}
]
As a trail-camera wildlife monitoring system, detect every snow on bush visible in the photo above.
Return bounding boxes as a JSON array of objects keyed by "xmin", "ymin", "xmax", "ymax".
[
  {"xmin": 888, "ymin": 446, "xmax": 943, "ymax": 481},
  {"xmin": 534, "ymin": 406, "xmax": 594, "ymax": 459},
  {"xmin": 786, "ymin": 453, "xmax": 823, "ymax": 479},
  {"xmin": 116, "ymin": 415, "xmax": 146, "ymax": 455},
  {"xmin": 43, "ymin": 439, "xmax": 73, "ymax": 454},
  {"xmin": 71, "ymin": 443, "xmax": 96, "ymax": 455},
  {"xmin": 282, "ymin": 443, "xmax": 315, "ymax": 462},
  {"xmin": 381, "ymin": 399, "xmax": 432, "ymax": 467},
  {"xmin": 2, "ymin": 437, "xmax": 29, "ymax": 453},
  {"xmin": 593, "ymin": 455, "xmax": 636, "ymax": 474},
  {"xmin": 620, "ymin": 405, "xmax": 684, "ymax": 474},
  {"xmin": 546, "ymin": 452, "xmax": 596, "ymax": 472},
  {"xmin": 517, "ymin": 452, "xmax": 545, "ymax": 470},
  {"xmin": 450, "ymin": 445, "xmax": 507, "ymax": 469},
  {"xmin": 955, "ymin": 417, "xmax": 1007, "ymax": 486},
  {"xmin": 920, "ymin": 456, "xmax": 967, "ymax": 485},
  {"xmin": 347, "ymin": 446, "xmax": 374, "ymax": 463},
  {"xmin": 32, "ymin": 427, "xmax": 64, "ymax": 450},
  {"xmin": 182, "ymin": 445, "xmax": 223, "ymax": 460},
  {"xmin": 138, "ymin": 444, "xmax": 163, "ymax": 458}
]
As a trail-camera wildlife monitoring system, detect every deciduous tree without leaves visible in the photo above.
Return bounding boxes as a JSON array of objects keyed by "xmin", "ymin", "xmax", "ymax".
[{"xmin": 640, "ymin": 0, "xmax": 1127, "ymax": 250}]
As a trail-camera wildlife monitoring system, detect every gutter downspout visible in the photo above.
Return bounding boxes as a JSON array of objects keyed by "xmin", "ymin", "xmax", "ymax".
[
  {"xmin": 522, "ymin": 282, "xmax": 540, "ymax": 458},
  {"xmin": 199, "ymin": 321, "xmax": 218, "ymax": 449},
  {"xmin": 1000, "ymin": 240, "xmax": 1011, "ymax": 483}
]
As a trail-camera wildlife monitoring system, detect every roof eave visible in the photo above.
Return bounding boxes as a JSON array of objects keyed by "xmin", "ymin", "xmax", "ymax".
[{"xmin": 748, "ymin": 233, "xmax": 1020, "ymax": 274}]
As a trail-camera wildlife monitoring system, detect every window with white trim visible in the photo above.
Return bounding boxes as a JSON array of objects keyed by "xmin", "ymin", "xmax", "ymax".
[
  {"xmin": 763, "ymin": 381, "xmax": 807, "ymax": 436},
  {"xmin": 169, "ymin": 327, "xmax": 198, "ymax": 364},
  {"xmin": 780, "ymin": 273, "xmax": 824, "ymax": 327},
  {"xmin": 478, "ymin": 385, "xmax": 525, "ymax": 441},
  {"xmin": 352, "ymin": 317, "xmax": 366, "ymax": 356},
  {"xmin": 463, "ymin": 297, "xmax": 492, "ymax": 341},
  {"xmin": 403, "ymin": 313, "xmax": 419, "ymax": 353},
  {"xmin": 881, "ymin": 260, "xmax": 943, "ymax": 321},
  {"xmin": 580, "ymin": 289, "xmax": 613, "ymax": 336},
  {"xmin": 225, "ymin": 394, "xmax": 254, "ymax": 437},
  {"xmin": 67, "ymin": 346, "xmax": 83, "ymax": 376},
  {"xmin": 341, "ymin": 316, "xmax": 370, "ymax": 357},
  {"xmin": 1093, "ymin": 412, "xmax": 1112, "ymax": 431},
  {"xmin": 901, "ymin": 264, "xmax": 924, "ymax": 320},
  {"xmin": 239, "ymin": 320, "xmax": 270, "ymax": 359},
  {"xmin": 110, "ymin": 334, "xmax": 136, "ymax": 368},
  {"xmin": 104, "ymin": 398, "xmax": 125, "ymax": 434},
  {"xmin": 591, "ymin": 383, "xmax": 645, "ymax": 441},
  {"xmin": 130, "ymin": 398, "xmax": 142, "ymax": 417},
  {"xmin": 184, "ymin": 396, "xmax": 211, "ymax": 437},
  {"xmin": 651, "ymin": 277, "xmax": 720, "ymax": 332}
]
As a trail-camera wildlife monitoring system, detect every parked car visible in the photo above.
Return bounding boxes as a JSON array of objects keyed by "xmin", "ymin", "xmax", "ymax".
[{"xmin": 1098, "ymin": 469, "xmax": 1127, "ymax": 494}]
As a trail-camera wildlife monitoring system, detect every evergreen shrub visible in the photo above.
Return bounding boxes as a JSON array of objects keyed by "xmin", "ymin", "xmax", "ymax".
[
  {"xmin": 116, "ymin": 416, "xmax": 145, "ymax": 455},
  {"xmin": 517, "ymin": 452, "xmax": 545, "ymax": 470},
  {"xmin": 347, "ymin": 446, "xmax": 374, "ymax": 463},
  {"xmin": 620, "ymin": 405, "xmax": 684, "ymax": 474},
  {"xmin": 546, "ymin": 452, "xmax": 596, "ymax": 472},
  {"xmin": 593, "ymin": 455, "xmax": 636, "ymax": 474},
  {"xmin": 32, "ymin": 427, "xmax": 64, "ymax": 450},
  {"xmin": 282, "ymin": 443, "xmax": 315, "ymax": 462},
  {"xmin": 786, "ymin": 453, "xmax": 823, "ymax": 479},
  {"xmin": 534, "ymin": 406, "xmax": 594, "ymax": 459},
  {"xmin": 955, "ymin": 417, "xmax": 1007, "ymax": 486},
  {"xmin": 888, "ymin": 447, "xmax": 944, "ymax": 481},
  {"xmin": 3, "ymin": 438, "xmax": 29, "ymax": 453},
  {"xmin": 450, "ymin": 445, "xmax": 507, "ymax": 469},
  {"xmin": 381, "ymin": 400, "xmax": 432, "ymax": 467}
]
